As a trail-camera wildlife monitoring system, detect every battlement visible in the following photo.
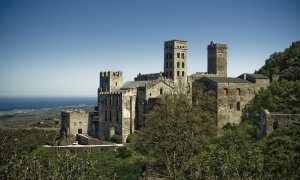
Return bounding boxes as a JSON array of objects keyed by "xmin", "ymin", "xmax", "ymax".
[
  {"xmin": 61, "ymin": 109, "xmax": 88, "ymax": 114},
  {"xmin": 100, "ymin": 71, "xmax": 123, "ymax": 77},
  {"xmin": 207, "ymin": 41, "xmax": 227, "ymax": 49},
  {"xmin": 134, "ymin": 72, "xmax": 163, "ymax": 81}
]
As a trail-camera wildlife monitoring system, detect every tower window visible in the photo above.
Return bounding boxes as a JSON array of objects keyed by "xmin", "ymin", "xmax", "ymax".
[
  {"xmin": 105, "ymin": 111, "xmax": 107, "ymax": 121},
  {"xmin": 223, "ymin": 88, "xmax": 228, "ymax": 96},
  {"xmin": 165, "ymin": 71, "xmax": 168, "ymax": 77},
  {"xmin": 182, "ymin": 62, "xmax": 185, "ymax": 68},
  {"xmin": 170, "ymin": 53, "xmax": 173, "ymax": 58},
  {"xmin": 177, "ymin": 71, "xmax": 180, "ymax": 76},
  {"xmin": 237, "ymin": 102, "xmax": 241, "ymax": 111},
  {"xmin": 166, "ymin": 62, "xmax": 168, "ymax": 68},
  {"xmin": 109, "ymin": 111, "xmax": 112, "ymax": 121},
  {"xmin": 182, "ymin": 71, "xmax": 185, "ymax": 76},
  {"xmin": 236, "ymin": 88, "xmax": 241, "ymax": 96},
  {"xmin": 177, "ymin": 53, "xmax": 180, "ymax": 58},
  {"xmin": 170, "ymin": 62, "xmax": 172, "ymax": 68},
  {"xmin": 160, "ymin": 88, "xmax": 163, "ymax": 95},
  {"xmin": 181, "ymin": 53, "xmax": 185, "ymax": 59},
  {"xmin": 169, "ymin": 71, "xmax": 172, "ymax": 77},
  {"xmin": 116, "ymin": 111, "xmax": 119, "ymax": 122},
  {"xmin": 177, "ymin": 62, "xmax": 180, "ymax": 68}
]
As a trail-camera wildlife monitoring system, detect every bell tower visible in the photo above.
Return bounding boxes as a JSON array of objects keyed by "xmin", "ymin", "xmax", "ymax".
[
  {"xmin": 163, "ymin": 40, "xmax": 188, "ymax": 83},
  {"xmin": 207, "ymin": 41, "xmax": 227, "ymax": 77}
]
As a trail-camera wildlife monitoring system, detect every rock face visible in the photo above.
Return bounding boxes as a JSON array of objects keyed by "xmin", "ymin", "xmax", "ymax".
[{"xmin": 62, "ymin": 40, "xmax": 270, "ymax": 143}]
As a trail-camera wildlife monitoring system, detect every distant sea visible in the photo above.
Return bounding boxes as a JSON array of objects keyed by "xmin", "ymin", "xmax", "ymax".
[{"xmin": 0, "ymin": 97, "xmax": 97, "ymax": 111}]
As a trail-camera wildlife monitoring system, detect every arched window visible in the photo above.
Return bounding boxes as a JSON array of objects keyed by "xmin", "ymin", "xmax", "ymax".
[
  {"xmin": 223, "ymin": 88, "xmax": 228, "ymax": 96},
  {"xmin": 177, "ymin": 62, "xmax": 180, "ymax": 68},
  {"xmin": 160, "ymin": 88, "xmax": 163, "ymax": 95},
  {"xmin": 177, "ymin": 71, "xmax": 180, "ymax": 76},
  {"xmin": 181, "ymin": 53, "xmax": 185, "ymax": 59},
  {"xmin": 236, "ymin": 88, "xmax": 241, "ymax": 96},
  {"xmin": 182, "ymin": 71, "xmax": 185, "ymax": 76},
  {"xmin": 182, "ymin": 62, "xmax": 185, "ymax": 68}
]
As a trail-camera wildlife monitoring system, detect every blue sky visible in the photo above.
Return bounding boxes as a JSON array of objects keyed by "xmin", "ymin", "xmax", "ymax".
[{"xmin": 0, "ymin": 0, "xmax": 299, "ymax": 97}]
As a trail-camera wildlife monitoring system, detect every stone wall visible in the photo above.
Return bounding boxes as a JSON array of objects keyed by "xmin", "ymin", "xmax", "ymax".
[
  {"xmin": 198, "ymin": 78, "xmax": 255, "ymax": 130},
  {"xmin": 98, "ymin": 92, "xmax": 123, "ymax": 141},
  {"xmin": 216, "ymin": 82, "xmax": 254, "ymax": 128},
  {"xmin": 134, "ymin": 72, "xmax": 163, "ymax": 81},
  {"xmin": 163, "ymin": 40, "xmax": 188, "ymax": 83},
  {"xmin": 207, "ymin": 42, "xmax": 227, "ymax": 77},
  {"xmin": 121, "ymin": 89, "xmax": 137, "ymax": 142},
  {"xmin": 99, "ymin": 71, "xmax": 123, "ymax": 92},
  {"xmin": 259, "ymin": 108, "xmax": 300, "ymax": 137},
  {"xmin": 60, "ymin": 110, "xmax": 89, "ymax": 137}
]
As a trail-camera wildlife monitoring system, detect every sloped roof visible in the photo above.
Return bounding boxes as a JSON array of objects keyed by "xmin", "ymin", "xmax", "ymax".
[
  {"xmin": 121, "ymin": 81, "xmax": 150, "ymax": 89},
  {"xmin": 203, "ymin": 77, "xmax": 251, "ymax": 83},
  {"xmin": 244, "ymin": 73, "xmax": 269, "ymax": 79}
]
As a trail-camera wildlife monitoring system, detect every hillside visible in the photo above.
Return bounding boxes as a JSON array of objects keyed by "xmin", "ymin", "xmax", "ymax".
[{"xmin": 257, "ymin": 41, "xmax": 300, "ymax": 81}]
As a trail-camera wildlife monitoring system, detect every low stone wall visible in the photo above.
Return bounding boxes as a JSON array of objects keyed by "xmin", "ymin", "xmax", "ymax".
[{"xmin": 259, "ymin": 108, "xmax": 300, "ymax": 137}]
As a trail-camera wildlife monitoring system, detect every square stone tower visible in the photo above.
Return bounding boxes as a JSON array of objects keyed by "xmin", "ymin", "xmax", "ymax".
[
  {"xmin": 163, "ymin": 40, "xmax": 188, "ymax": 83},
  {"xmin": 99, "ymin": 71, "xmax": 123, "ymax": 92},
  {"xmin": 207, "ymin": 41, "xmax": 227, "ymax": 77}
]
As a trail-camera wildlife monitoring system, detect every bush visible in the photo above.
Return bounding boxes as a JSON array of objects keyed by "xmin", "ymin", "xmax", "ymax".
[
  {"xmin": 116, "ymin": 146, "xmax": 132, "ymax": 159},
  {"xmin": 110, "ymin": 134, "xmax": 123, "ymax": 143}
]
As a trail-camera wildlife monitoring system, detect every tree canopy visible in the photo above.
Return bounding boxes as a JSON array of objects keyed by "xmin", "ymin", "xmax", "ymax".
[
  {"xmin": 132, "ymin": 86, "xmax": 217, "ymax": 179},
  {"xmin": 257, "ymin": 41, "xmax": 300, "ymax": 81}
]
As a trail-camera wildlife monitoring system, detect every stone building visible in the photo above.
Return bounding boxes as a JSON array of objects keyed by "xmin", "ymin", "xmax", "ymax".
[
  {"xmin": 197, "ymin": 77, "xmax": 255, "ymax": 129},
  {"xmin": 237, "ymin": 73, "xmax": 270, "ymax": 92},
  {"xmin": 61, "ymin": 39, "xmax": 270, "ymax": 143},
  {"xmin": 207, "ymin": 41, "xmax": 227, "ymax": 77},
  {"xmin": 60, "ymin": 109, "xmax": 90, "ymax": 137}
]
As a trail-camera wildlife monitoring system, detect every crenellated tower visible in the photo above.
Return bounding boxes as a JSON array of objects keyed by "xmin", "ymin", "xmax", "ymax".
[
  {"xmin": 207, "ymin": 41, "xmax": 227, "ymax": 77},
  {"xmin": 163, "ymin": 40, "xmax": 188, "ymax": 83},
  {"xmin": 99, "ymin": 71, "xmax": 123, "ymax": 92}
]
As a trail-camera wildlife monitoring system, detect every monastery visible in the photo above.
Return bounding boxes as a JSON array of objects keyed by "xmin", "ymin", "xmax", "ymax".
[{"xmin": 61, "ymin": 40, "xmax": 270, "ymax": 142}]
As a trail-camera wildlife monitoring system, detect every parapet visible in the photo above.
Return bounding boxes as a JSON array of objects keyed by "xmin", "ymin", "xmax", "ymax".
[
  {"xmin": 207, "ymin": 41, "xmax": 227, "ymax": 49},
  {"xmin": 100, "ymin": 71, "xmax": 123, "ymax": 77},
  {"xmin": 61, "ymin": 109, "xmax": 88, "ymax": 114},
  {"xmin": 134, "ymin": 72, "xmax": 163, "ymax": 81}
]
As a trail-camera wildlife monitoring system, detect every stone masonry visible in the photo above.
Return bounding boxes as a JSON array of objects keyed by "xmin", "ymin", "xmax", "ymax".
[
  {"xmin": 61, "ymin": 39, "xmax": 271, "ymax": 143},
  {"xmin": 259, "ymin": 108, "xmax": 300, "ymax": 137},
  {"xmin": 60, "ymin": 109, "xmax": 90, "ymax": 137}
]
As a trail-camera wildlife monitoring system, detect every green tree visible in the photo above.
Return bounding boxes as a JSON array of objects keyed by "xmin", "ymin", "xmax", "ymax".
[
  {"xmin": 132, "ymin": 86, "xmax": 217, "ymax": 179},
  {"xmin": 258, "ymin": 41, "xmax": 300, "ymax": 81}
]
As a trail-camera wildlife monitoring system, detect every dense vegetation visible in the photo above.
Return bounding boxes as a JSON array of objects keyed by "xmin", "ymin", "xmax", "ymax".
[
  {"xmin": 131, "ymin": 86, "xmax": 217, "ymax": 179},
  {"xmin": 0, "ymin": 128, "xmax": 145, "ymax": 179},
  {"xmin": 257, "ymin": 41, "xmax": 300, "ymax": 81},
  {"xmin": 131, "ymin": 83, "xmax": 300, "ymax": 179}
]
